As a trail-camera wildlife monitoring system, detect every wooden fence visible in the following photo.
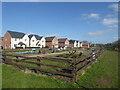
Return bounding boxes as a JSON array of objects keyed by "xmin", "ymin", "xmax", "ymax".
[{"xmin": 2, "ymin": 49, "xmax": 104, "ymax": 82}]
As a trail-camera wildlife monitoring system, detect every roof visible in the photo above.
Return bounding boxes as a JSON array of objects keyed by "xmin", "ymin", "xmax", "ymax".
[
  {"xmin": 7, "ymin": 31, "xmax": 25, "ymax": 38},
  {"xmin": 69, "ymin": 40, "xmax": 76, "ymax": 44},
  {"xmin": 18, "ymin": 42, "xmax": 26, "ymax": 45},
  {"xmin": 82, "ymin": 42, "xmax": 90, "ymax": 45},
  {"xmin": 28, "ymin": 34, "xmax": 43, "ymax": 40},
  {"xmin": 58, "ymin": 38, "xmax": 68, "ymax": 43},
  {"xmin": 76, "ymin": 40, "xmax": 79, "ymax": 43},
  {"xmin": 45, "ymin": 36, "xmax": 56, "ymax": 42}
]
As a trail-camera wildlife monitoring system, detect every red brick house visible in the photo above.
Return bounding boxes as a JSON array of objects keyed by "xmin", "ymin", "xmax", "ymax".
[
  {"xmin": 45, "ymin": 36, "xmax": 58, "ymax": 49},
  {"xmin": 69, "ymin": 40, "xmax": 78, "ymax": 48},
  {"xmin": 58, "ymin": 38, "xmax": 69, "ymax": 49},
  {"xmin": 2, "ymin": 31, "xmax": 25, "ymax": 49}
]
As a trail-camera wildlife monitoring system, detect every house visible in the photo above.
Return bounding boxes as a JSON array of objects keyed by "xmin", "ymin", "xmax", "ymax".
[
  {"xmin": 76, "ymin": 40, "xmax": 81, "ymax": 47},
  {"xmin": 3, "ymin": 31, "xmax": 26, "ymax": 49},
  {"xmin": 45, "ymin": 36, "xmax": 58, "ymax": 49},
  {"xmin": 28, "ymin": 34, "xmax": 45, "ymax": 48},
  {"xmin": 17, "ymin": 34, "xmax": 30, "ymax": 48},
  {"xmin": 69, "ymin": 40, "xmax": 78, "ymax": 48},
  {"xmin": 80, "ymin": 42, "xmax": 83, "ymax": 47},
  {"xmin": 2, "ymin": 30, "xmax": 45, "ymax": 49},
  {"xmin": 82, "ymin": 42, "xmax": 90, "ymax": 48},
  {"xmin": 58, "ymin": 38, "xmax": 69, "ymax": 49}
]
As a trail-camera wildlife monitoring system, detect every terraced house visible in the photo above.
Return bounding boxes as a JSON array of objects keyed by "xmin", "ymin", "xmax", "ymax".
[
  {"xmin": 69, "ymin": 40, "xmax": 78, "ymax": 48},
  {"xmin": 28, "ymin": 34, "xmax": 45, "ymax": 48},
  {"xmin": 2, "ymin": 31, "xmax": 45, "ymax": 49},
  {"xmin": 69, "ymin": 40, "xmax": 82, "ymax": 48},
  {"xmin": 45, "ymin": 36, "xmax": 58, "ymax": 49},
  {"xmin": 58, "ymin": 38, "xmax": 69, "ymax": 49}
]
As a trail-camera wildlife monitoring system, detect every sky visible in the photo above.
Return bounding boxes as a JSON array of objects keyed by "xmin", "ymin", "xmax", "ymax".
[{"xmin": 2, "ymin": 2, "xmax": 118, "ymax": 44}]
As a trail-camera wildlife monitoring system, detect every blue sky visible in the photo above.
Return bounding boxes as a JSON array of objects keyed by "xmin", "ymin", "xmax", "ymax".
[{"xmin": 2, "ymin": 2, "xmax": 118, "ymax": 44}]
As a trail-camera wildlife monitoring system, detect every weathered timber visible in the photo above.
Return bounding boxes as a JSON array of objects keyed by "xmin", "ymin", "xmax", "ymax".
[
  {"xmin": 76, "ymin": 59, "xmax": 96, "ymax": 75},
  {"xmin": 3, "ymin": 58, "xmax": 73, "ymax": 70},
  {"xmin": 4, "ymin": 61, "xmax": 73, "ymax": 77}
]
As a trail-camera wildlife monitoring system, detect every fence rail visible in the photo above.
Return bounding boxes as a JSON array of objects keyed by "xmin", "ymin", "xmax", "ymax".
[{"xmin": 2, "ymin": 49, "xmax": 104, "ymax": 82}]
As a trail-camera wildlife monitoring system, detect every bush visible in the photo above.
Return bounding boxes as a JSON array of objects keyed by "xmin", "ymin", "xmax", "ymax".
[
  {"xmin": 43, "ymin": 46, "xmax": 49, "ymax": 48},
  {"xmin": 25, "ymin": 47, "xmax": 40, "ymax": 49},
  {"xmin": 16, "ymin": 47, "xmax": 23, "ymax": 49}
]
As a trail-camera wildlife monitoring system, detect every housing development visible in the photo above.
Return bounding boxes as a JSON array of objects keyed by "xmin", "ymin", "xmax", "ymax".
[
  {"xmin": 2, "ymin": 30, "xmax": 90, "ymax": 49},
  {"xmin": 1, "ymin": 2, "xmax": 118, "ymax": 89}
]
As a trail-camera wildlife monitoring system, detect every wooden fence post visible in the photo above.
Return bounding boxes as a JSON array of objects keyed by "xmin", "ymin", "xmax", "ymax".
[
  {"xmin": 71, "ymin": 59, "xmax": 77, "ymax": 82},
  {"xmin": 15, "ymin": 56, "xmax": 20, "ymax": 68},
  {"xmin": 36, "ymin": 56, "xmax": 41, "ymax": 74},
  {"xmin": 2, "ymin": 55, "xmax": 5, "ymax": 61},
  {"xmin": 16, "ymin": 56, "xmax": 19, "ymax": 62}
]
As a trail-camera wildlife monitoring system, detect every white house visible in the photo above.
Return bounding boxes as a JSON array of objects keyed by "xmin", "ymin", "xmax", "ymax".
[
  {"xmin": 8, "ymin": 31, "xmax": 26, "ymax": 49},
  {"xmin": 28, "ymin": 34, "xmax": 45, "ymax": 48},
  {"xmin": 80, "ymin": 42, "xmax": 83, "ymax": 47},
  {"xmin": 17, "ymin": 34, "xmax": 30, "ymax": 48},
  {"xmin": 3, "ymin": 31, "xmax": 46, "ymax": 49},
  {"xmin": 76, "ymin": 41, "xmax": 80, "ymax": 47},
  {"xmin": 69, "ymin": 40, "xmax": 78, "ymax": 48}
]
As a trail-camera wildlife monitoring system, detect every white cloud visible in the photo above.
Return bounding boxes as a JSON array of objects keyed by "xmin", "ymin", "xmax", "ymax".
[
  {"xmin": 88, "ymin": 13, "xmax": 99, "ymax": 19},
  {"xmin": 81, "ymin": 13, "xmax": 100, "ymax": 19},
  {"xmin": 86, "ymin": 30, "xmax": 113, "ymax": 37},
  {"xmin": 108, "ymin": 4, "xmax": 118, "ymax": 12},
  {"xmin": 102, "ymin": 18, "xmax": 118, "ymax": 28}
]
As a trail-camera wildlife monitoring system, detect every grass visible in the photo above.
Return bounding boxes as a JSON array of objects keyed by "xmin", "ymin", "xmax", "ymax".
[
  {"xmin": 2, "ymin": 64, "xmax": 78, "ymax": 88},
  {"xmin": 76, "ymin": 50, "xmax": 118, "ymax": 88},
  {"xmin": 44, "ymin": 53, "xmax": 88, "ymax": 59},
  {"xmin": 2, "ymin": 50, "xmax": 118, "ymax": 88}
]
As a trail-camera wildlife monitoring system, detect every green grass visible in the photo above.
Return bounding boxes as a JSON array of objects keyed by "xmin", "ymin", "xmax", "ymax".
[
  {"xmin": 2, "ymin": 50, "xmax": 118, "ymax": 88},
  {"xmin": 76, "ymin": 50, "xmax": 118, "ymax": 88},
  {"xmin": 43, "ymin": 53, "xmax": 88, "ymax": 59},
  {"xmin": 2, "ymin": 64, "xmax": 78, "ymax": 88}
]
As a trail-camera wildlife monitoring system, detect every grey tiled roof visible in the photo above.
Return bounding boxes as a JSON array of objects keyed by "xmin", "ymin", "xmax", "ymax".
[
  {"xmin": 45, "ymin": 36, "xmax": 56, "ymax": 42},
  {"xmin": 28, "ymin": 34, "xmax": 43, "ymax": 40},
  {"xmin": 69, "ymin": 40, "xmax": 76, "ymax": 44},
  {"xmin": 8, "ymin": 31, "xmax": 25, "ymax": 38},
  {"xmin": 58, "ymin": 38, "xmax": 68, "ymax": 43}
]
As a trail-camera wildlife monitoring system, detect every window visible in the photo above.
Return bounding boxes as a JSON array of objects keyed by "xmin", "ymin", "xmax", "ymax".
[
  {"xmin": 14, "ymin": 44, "xmax": 17, "ymax": 47},
  {"xmin": 32, "ymin": 40, "xmax": 34, "ymax": 42},
  {"xmin": 15, "ymin": 38, "xmax": 17, "ymax": 41},
  {"xmin": 42, "ymin": 41, "xmax": 44, "ymax": 42},
  {"xmin": 25, "ymin": 39, "xmax": 27, "ymax": 41}
]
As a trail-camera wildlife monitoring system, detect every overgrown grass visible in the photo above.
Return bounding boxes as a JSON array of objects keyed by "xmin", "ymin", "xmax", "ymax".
[{"xmin": 2, "ymin": 50, "xmax": 118, "ymax": 88}]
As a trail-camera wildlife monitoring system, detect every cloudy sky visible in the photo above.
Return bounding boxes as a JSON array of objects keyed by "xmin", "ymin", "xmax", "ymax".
[{"xmin": 2, "ymin": 2, "xmax": 118, "ymax": 44}]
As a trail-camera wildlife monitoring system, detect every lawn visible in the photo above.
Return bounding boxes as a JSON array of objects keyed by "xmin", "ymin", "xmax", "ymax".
[{"xmin": 2, "ymin": 50, "xmax": 118, "ymax": 88}]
